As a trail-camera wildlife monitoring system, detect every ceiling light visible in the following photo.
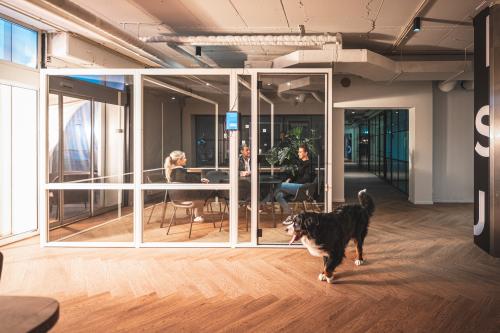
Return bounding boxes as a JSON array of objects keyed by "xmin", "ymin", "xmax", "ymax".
[
  {"xmin": 287, "ymin": 82, "xmax": 291, "ymax": 86},
  {"xmin": 267, "ymin": 82, "xmax": 272, "ymax": 86},
  {"xmin": 205, "ymin": 82, "xmax": 210, "ymax": 86},
  {"xmin": 171, "ymin": 97, "xmax": 176, "ymax": 100},
  {"xmin": 195, "ymin": 46, "xmax": 202, "ymax": 56},
  {"xmin": 352, "ymin": 111, "xmax": 355, "ymax": 114},
  {"xmin": 413, "ymin": 17, "xmax": 421, "ymax": 32},
  {"xmin": 299, "ymin": 24, "xmax": 306, "ymax": 36}
]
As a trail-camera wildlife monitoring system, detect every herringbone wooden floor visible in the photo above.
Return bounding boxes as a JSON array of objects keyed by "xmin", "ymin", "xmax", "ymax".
[{"xmin": 1, "ymin": 169, "xmax": 499, "ymax": 332}]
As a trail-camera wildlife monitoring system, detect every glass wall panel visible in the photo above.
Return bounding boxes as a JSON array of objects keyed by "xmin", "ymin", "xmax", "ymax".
[
  {"xmin": 47, "ymin": 75, "xmax": 134, "ymax": 239},
  {"xmin": 143, "ymin": 189, "xmax": 230, "ymax": 243},
  {"xmin": 257, "ymin": 74, "xmax": 326, "ymax": 244},
  {"xmin": 142, "ymin": 75, "xmax": 230, "ymax": 185},
  {"xmin": 48, "ymin": 75, "xmax": 133, "ymax": 184},
  {"xmin": 48, "ymin": 190, "xmax": 133, "ymax": 242}
]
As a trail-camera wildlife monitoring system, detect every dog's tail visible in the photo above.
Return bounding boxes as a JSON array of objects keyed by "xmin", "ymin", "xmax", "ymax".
[{"xmin": 358, "ymin": 189, "xmax": 375, "ymax": 217}]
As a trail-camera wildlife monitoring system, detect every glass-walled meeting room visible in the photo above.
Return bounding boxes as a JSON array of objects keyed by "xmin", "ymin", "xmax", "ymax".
[{"xmin": 41, "ymin": 69, "xmax": 332, "ymax": 247}]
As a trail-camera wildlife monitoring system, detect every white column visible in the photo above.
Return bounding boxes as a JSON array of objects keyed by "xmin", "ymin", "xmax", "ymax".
[
  {"xmin": 250, "ymin": 73, "xmax": 258, "ymax": 245},
  {"xmin": 332, "ymin": 108, "xmax": 345, "ymax": 203},
  {"xmin": 133, "ymin": 74, "xmax": 143, "ymax": 246},
  {"xmin": 229, "ymin": 71, "xmax": 239, "ymax": 247}
]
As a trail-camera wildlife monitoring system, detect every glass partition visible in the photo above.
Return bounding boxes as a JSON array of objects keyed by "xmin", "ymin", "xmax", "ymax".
[
  {"xmin": 48, "ymin": 190, "xmax": 133, "ymax": 242},
  {"xmin": 47, "ymin": 74, "xmax": 134, "ymax": 241},
  {"xmin": 43, "ymin": 69, "xmax": 332, "ymax": 247},
  {"xmin": 256, "ymin": 73, "xmax": 326, "ymax": 244},
  {"xmin": 142, "ymin": 74, "xmax": 231, "ymax": 244}
]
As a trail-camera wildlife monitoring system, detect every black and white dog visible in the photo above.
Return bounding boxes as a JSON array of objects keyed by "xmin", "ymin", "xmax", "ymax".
[{"xmin": 283, "ymin": 189, "xmax": 375, "ymax": 284}]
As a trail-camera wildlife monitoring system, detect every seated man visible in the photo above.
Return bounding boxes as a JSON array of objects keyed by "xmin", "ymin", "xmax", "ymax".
[
  {"xmin": 272, "ymin": 144, "xmax": 316, "ymax": 214},
  {"xmin": 239, "ymin": 144, "xmax": 251, "ymax": 177}
]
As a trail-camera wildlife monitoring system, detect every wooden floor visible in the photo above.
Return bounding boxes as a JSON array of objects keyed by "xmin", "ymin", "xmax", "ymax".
[{"xmin": 1, "ymin": 168, "xmax": 500, "ymax": 332}]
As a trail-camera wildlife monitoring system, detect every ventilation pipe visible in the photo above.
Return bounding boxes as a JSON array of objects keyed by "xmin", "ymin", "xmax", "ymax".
[
  {"xmin": 141, "ymin": 34, "xmax": 341, "ymax": 47},
  {"xmin": 461, "ymin": 80, "xmax": 474, "ymax": 91},
  {"xmin": 438, "ymin": 80, "xmax": 458, "ymax": 93}
]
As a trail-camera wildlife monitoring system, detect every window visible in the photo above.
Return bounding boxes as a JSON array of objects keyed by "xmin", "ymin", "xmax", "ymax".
[
  {"xmin": 0, "ymin": 17, "xmax": 37, "ymax": 68},
  {"xmin": 0, "ymin": 18, "xmax": 12, "ymax": 62}
]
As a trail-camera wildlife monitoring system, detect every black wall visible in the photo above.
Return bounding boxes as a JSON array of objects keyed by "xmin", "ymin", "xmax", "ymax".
[{"xmin": 473, "ymin": 7, "xmax": 490, "ymax": 253}]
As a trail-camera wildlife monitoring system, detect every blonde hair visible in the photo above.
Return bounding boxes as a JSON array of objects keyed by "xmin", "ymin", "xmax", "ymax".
[{"xmin": 164, "ymin": 150, "xmax": 185, "ymax": 182}]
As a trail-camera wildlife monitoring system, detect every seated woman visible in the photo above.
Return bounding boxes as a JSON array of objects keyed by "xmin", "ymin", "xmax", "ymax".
[
  {"xmin": 265, "ymin": 144, "xmax": 315, "ymax": 214},
  {"xmin": 164, "ymin": 150, "xmax": 210, "ymax": 222}
]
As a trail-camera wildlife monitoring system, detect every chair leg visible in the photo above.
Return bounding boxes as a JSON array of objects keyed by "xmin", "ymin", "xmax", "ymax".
[
  {"xmin": 146, "ymin": 203, "xmax": 156, "ymax": 224},
  {"xmin": 188, "ymin": 209, "xmax": 194, "ymax": 239},
  {"xmin": 219, "ymin": 202, "xmax": 227, "ymax": 232},
  {"xmin": 160, "ymin": 202, "xmax": 168, "ymax": 228},
  {"xmin": 271, "ymin": 200, "xmax": 276, "ymax": 228},
  {"xmin": 245, "ymin": 204, "xmax": 249, "ymax": 231},
  {"xmin": 166, "ymin": 206, "xmax": 177, "ymax": 235}
]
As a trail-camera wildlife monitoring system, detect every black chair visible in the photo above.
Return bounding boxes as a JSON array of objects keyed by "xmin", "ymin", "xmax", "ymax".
[
  {"xmin": 166, "ymin": 187, "xmax": 217, "ymax": 238},
  {"xmin": 205, "ymin": 170, "xmax": 230, "ymax": 231},
  {"xmin": 238, "ymin": 179, "xmax": 252, "ymax": 231},
  {"xmin": 282, "ymin": 181, "xmax": 321, "ymax": 214}
]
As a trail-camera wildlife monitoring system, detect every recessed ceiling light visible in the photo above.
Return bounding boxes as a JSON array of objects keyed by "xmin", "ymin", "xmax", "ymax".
[
  {"xmin": 205, "ymin": 83, "xmax": 210, "ymax": 86},
  {"xmin": 287, "ymin": 82, "xmax": 291, "ymax": 86},
  {"xmin": 171, "ymin": 97, "xmax": 176, "ymax": 100},
  {"xmin": 267, "ymin": 82, "xmax": 272, "ymax": 86}
]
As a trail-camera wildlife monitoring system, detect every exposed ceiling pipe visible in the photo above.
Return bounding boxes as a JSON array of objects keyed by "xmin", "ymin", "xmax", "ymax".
[
  {"xmin": 438, "ymin": 80, "xmax": 458, "ymax": 92},
  {"xmin": 141, "ymin": 34, "xmax": 341, "ymax": 47},
  {"xmin": 461, "ymin": 80, "xmax": 474, "ymax": 91},
  {"xmin": 1, "ymin": 0, "xmax": 176, "ymax": 67},
  {"xmin": 310, "ymin": 91, "xmax": 324, "ymax": 104}
]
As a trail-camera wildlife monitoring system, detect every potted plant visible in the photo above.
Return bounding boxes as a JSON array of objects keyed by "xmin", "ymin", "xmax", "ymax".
[{"xmin": 265, "ymin": 127, "xmax": 318, "ymax": 178}]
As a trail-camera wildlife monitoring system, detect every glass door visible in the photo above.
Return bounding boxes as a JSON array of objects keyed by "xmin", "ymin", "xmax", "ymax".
[{"xmin": 255, "ymin": 73, "xmax": 328, "ymax": 244}]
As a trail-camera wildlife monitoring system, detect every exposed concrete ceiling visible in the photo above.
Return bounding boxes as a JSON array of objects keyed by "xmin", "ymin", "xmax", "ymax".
[{"xmin": 0, "ymin": 0, "xmax": 489, "ymax": 80}]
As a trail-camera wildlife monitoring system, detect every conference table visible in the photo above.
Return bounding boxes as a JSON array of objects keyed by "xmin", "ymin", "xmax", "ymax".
[
  {"xmin": 0, "ymin": 296, "xmax": 59, "ymax": 333},
  {"xmin": 205, "ymin": 172, "xmax": 283, "ymax": 227}
]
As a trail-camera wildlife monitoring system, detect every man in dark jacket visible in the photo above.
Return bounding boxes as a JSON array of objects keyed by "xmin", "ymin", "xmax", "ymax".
[
  {"xmin": 273, "ymin": 144, "xmax": 315, "ymax": 214},
  {"xmin": 239, "ymin": 144, "xmax": 251, "ymax": 177}
]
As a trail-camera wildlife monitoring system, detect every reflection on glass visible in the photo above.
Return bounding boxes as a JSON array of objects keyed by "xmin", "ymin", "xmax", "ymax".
[
  {"xmin": 48, "ymin": 75, "xmax": 133, "ymax": 183},
  {"xmin": 11, "ymin": 23, "xmax": 37, "ymax": 68},
  {"xmin": 62, "ymin": 96, "xmax": 92, "ymax": 181},
  {"xmin": 0, "ymin": 18, "xmax": 12, "ymax": 62},
  {"xmin": 48, "ymin": 190, "xmax": 133, "ymax": 242},
  {"xmin": 143, "ymin": 189, "xmax": 230, "ymax": 243}
]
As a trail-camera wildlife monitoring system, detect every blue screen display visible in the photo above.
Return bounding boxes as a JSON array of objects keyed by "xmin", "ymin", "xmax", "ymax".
[{"xmin": 226, "ymin": 112, "xmax": 239, "ymax": 131}]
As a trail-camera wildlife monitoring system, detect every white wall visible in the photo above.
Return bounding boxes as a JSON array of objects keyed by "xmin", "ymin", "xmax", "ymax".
[
  {"xmin": 0, "ymin": 83, "xmax": 38, "ymax": 237},
  {"xmin": 432, "ymin": 83, "xmax": 474, "ymax": 202},
  {"xmin": 333, "ymin": 77, "xmax": 434, "ymax": 204}
]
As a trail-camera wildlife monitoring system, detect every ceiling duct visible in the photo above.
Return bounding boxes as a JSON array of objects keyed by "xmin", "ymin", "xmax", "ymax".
[
  {"xmin": 438, "ymin": 80, "xmax": 458, "ymax": 92},
  {"xmin": 142, "ymin": 34, "xmax": 341, "ymax": 47}
]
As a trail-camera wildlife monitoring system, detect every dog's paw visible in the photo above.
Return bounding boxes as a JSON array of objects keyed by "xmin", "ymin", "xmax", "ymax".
[
  {"xmin": 326, "ymin": 276, "xmax": 334, "ymax": 284},
  {"xmin": 318, "ymin": 273, "xmax": 327, "ymax": 281},
  {"xmin": 354, "ymin": 259, "xmax": 365, "ymax": 266}
]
